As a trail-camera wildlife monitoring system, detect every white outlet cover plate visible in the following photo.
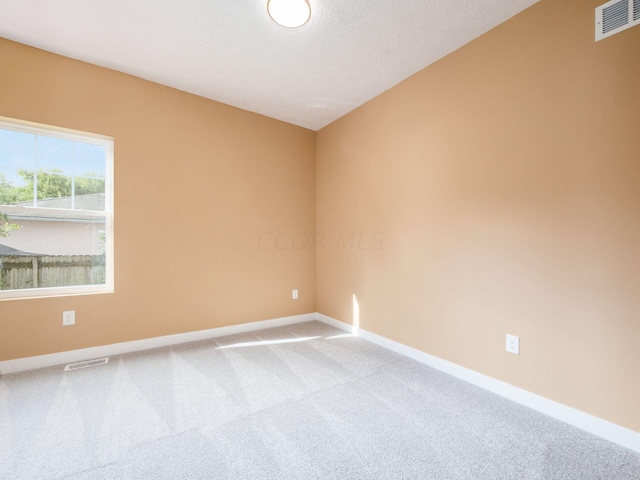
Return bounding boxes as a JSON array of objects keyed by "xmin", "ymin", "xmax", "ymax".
[
  {"xmin": 292, "ymin": 290, "xmax": 299, "ymax": 300},
  {"xmin": 63, "ymin": 311, "xmax": 76, "ymax": 326},
  {"xmin": 506, "ymin": 334, "xmax": 520, "ymax": 355}
]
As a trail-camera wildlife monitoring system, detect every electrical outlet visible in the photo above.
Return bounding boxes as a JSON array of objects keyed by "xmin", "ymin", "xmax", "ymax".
[
  {"xmin": 63, "ymin": 311, "xmax": 75, "ymax": 326},
  {"xmin": 506, "ymin": 334, "xmax": 519, "ymax": 355},
  {"xmin": 292, "ymin": 289, "xmax": 299, "ymax": 300}
]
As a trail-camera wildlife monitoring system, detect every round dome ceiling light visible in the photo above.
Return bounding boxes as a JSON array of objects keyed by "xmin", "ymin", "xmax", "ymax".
[{"xmin": 267, "ymin": 0, "xmax": 311, "ymax": 28}]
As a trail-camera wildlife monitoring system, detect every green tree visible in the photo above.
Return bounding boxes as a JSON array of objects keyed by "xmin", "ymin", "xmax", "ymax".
[
  {"xmin": 75, "ymin": 174, "xmax": 105, "ymax": 196},
  {"xmin": 1, "ymin": 169, "xmax": 105, "ymax": 202},
  {"xmin": 0, "ymin": 173, "xmax": 26, "ymax": 204},
  {"xmin": 0, "ymin": 173, "xmax": 23, "ymax": 237},
  {"xmin": 17, "ymin": 169, "xmax": 72, "ymax": 200},
  {"xmin": 0, "ymin": 212, "xmax": 20, "ymax": 237}
]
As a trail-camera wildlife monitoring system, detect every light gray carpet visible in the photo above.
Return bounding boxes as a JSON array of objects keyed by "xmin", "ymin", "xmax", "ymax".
[{"xmin": 1, "ymin": 321, "xmax": 638, "ymax": 480}]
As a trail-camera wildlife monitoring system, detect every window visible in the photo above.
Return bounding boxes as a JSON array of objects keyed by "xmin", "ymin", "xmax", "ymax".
[{"xmin": 0, "ymin": 116, "xmax": 113, "ymax": 300}]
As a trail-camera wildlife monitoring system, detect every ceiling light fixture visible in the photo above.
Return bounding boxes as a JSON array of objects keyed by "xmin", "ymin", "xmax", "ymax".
[{"xmin": 267, "ymin": 0, "xmax": 311, "ymax": 28}]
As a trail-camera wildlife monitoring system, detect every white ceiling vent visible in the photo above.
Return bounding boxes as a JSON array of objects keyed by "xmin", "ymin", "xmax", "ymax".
[{"xmin": 596, "ymin": 0, "xmax": 640, "ymax": 40}]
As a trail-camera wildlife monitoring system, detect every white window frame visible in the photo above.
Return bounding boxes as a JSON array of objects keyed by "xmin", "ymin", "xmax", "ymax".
[{"xmin": 0, "ymin": 116, "xmax": 114, "ymax": 300}]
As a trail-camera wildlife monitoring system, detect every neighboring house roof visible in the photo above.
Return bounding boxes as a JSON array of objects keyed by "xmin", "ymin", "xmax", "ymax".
[
  {"xmin": 9, "ymin": 193, "xmax": 106, "ymax": 223},
  {"xmin": 0, "ymin": 243, "xmax": 43, "ymax": 256},
  {"xmin": 17, "ymin": 193, "xmax": 105, "ymax": 211}
]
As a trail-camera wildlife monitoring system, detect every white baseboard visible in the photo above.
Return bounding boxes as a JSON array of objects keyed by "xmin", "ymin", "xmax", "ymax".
[
  {"xmin": 315, "ymin": 313, "xmax": 357, "ymax": 334},
  {"xmin": 0, "ymin": 312, "xmax": 316, "ymax": 376},
  {"xmin": 315, "ymin": 313, "xmax": 640, "ymax": 454}
]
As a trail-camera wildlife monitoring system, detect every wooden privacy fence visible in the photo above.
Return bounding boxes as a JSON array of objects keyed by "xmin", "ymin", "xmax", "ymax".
[{"xmin": 0, "ymin": 255, "xmax": 105, "ymax": 290}]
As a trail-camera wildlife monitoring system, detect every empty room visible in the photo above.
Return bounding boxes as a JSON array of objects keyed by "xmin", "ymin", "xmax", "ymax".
[{"xmin": 1, "ymin": 0, "xmax": 639, "ymax": 478}]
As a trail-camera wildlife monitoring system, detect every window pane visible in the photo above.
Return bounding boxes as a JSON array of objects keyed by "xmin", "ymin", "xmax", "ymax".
[
  {"xmin": 0, "ymin": 212, "xmax": 106, "ymax": 290},
  {"xmin": 0, "ymin": 167, "xmax": 33, "ymax": 206},
  {"xmin": 75, "ymin": 142, "xmax": 106, "ymax": 178},
  {"xmin": 0, "ymin": 129, "xmax": 35, "ymax": 170},
  {"xmin": 36, "ymin": 135, "xmax": 74, "ymax": 175}
]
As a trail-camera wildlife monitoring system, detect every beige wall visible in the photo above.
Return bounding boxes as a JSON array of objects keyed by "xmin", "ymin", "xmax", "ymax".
[
  {"xmin": 317, "ymin": 0, "xmax": 640, "ymax": 433},
  {"xmin": 0, "ymin": 38, "xmax": 316, "ymax": 361}
]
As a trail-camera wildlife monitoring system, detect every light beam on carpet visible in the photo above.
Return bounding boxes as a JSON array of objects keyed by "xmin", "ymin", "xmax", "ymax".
[{"xmin": 215, "ymin": 336, "xmax": 320, "ymax": 349}]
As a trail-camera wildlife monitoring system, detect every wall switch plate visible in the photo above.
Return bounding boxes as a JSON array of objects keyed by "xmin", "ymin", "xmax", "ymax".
[
  {"xmin": 506, "ymin": 334, "xmax": 519, "ymax": 355},
  {"xmin": 292, "ymin": 289, "xmax": 299, "ymax": 300},
  {"xmin": 63, "ymin": 311, "xmax": 75, "ymax": 326}
]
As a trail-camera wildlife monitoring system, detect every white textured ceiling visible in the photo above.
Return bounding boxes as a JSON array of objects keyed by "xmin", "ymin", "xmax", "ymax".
[{"xmin": 0, "ymin": 0, "xmax": 538, "ymax": 130}]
